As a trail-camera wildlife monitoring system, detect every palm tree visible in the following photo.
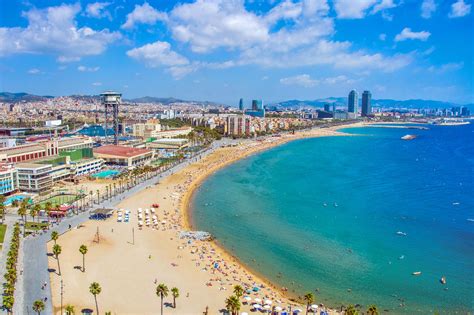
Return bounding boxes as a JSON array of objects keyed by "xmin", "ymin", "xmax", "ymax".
[
  {"xmin": 32, "ymin": 299, "xmax": 45, "ymax": 315},
  {"xmin": 89, "ymin": 282, "xmax": 102, "ymax": 315},
  {"xmin": 156, "ymin": 283, "xmax": 169, "ymax": 315},
  {"xmin": 233, "ymin": 285, "xmax": 244, "ymax": 298},
  {"xmin": 89, "ymin": 191, "xmax": 93, "ymax": 206},
  {"xmin": 304, "ymin": 292, "xmax": 315, "ymax": 315},
  {"xmin": 44, "ymin": 201, "xmax": 53, "ymax": 226},
  {"xmin": 171, "ymin": 287, "xmax": 179, "ymax": 308},
  {"xmin": 79, "ymin": 244, "xmax": 88, "ymax": 272},
  {"xmin": 2, "ymin": 295, "xmax": 14, "ymax": 314},
  {"xmin": 345, "ymin": 304, "xmax": 359, "ymax": 315},
  {"xmin": 65, "ymin": 304, "xmax": 75, "ymax": 315},
  {"xmin": 96, "ymin": 189, "xmax": 100, "ymax": 204},
  {"xmin": 31, "ymin": 204, "xmax": 40, "ymax": 222},
  {"xmin": 225, "ymin": 295, "xmax": 241, "ymax": 315},
  {"xmin": 367, "ymin": 305, "xmax": 379, "ymax": 315},
  {"xmin": 18, "ymin": 204, "xmax": 27, "ymax": 235},
  {"xmin": 51, "ymin": 231, "xmax": 59, "ymax": 245},
  {"xmin": 53, "ymin": 243, "xmax": 62, "ymax": 275},
  {"xmin": 0, "ymin": 195, "xmax": 6, "ymax": 224}
]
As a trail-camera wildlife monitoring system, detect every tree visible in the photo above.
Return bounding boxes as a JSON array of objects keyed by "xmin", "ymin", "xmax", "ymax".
[
  {"xmin": 156, "ymin": 283, "xmax": 169, "ymax": 315},
  {"xmin": 17, "ymin": 205, "xmax": 27, "ymax": 235},
  {"xmin": 31, "ymin": 204, "xmax": 40, "ymax": 222},
  {"xmin": 53, "ymin": 244, "xmax": 62, "ymax": 275},
  {"xmin": 345, "ymin": 305, "xmax": 359, "ymax": 315},
  {"xmin": 32, "ymin": 299, "xmax": 45, "ymax": 315},
  {"xmin": 233, "ymin": 285, "xmax": 244, "ymax": 298},
  {"xmin": 65, "ymin": 304, "xmax": 75, "ymax": 315},
  {"xmin": 79, "ymin": 244, "xmax": 88, "ymax": 272},
  {"xmin": 367, "ymin": 305, "xmax": 379, "ymax": 315},
  {"xmin": 44, "ymin": 201, "xmax": 53, "ymax": 225},
  {"xmin": 3, "ymin": 295, "xmax": 14, "ymax": 314},
  {"xmin": 89, "ymin": 282, "xmax": 102, "ymax": 315},
  {"xmin": 0, "ymin": 195, "xmax": 6, "ymax": 224},
  {"xmin": 225, "ymin": 295, "xmax": 241, "ymax": 315},
  {"xmin": 171, "ymin": 287, "xmax": 179, "ymax": 308},
  {"xmin": 304, "ymin": 292, "xmax": 315, "ymax": 315},
  {"xmin": 51, "ymin": 231, "xmax": 59, "ymax": 245}
]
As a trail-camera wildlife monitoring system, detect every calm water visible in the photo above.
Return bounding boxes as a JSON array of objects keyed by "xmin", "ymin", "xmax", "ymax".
[{"xmin": 191, "ymin": 123, "xmax": 474, "ymax": 313}]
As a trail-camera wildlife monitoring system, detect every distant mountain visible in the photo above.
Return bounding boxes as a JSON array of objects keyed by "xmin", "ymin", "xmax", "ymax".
[
  {"xmin": 272, "ymin": 98, "xmax": 471, "ymax": 109},
  {"xmin": 0, "ymin": 92, "xmax": 54, "ymax": 103},
  {"xmin": 126, "ymin": 96, "xmax": 186, "ymax": 104}
]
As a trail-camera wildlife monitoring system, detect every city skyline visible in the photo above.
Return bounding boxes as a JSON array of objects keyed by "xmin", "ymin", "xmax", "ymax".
[{"xmin": 0, "ymin": 0, "xmax": 473, "ymax": 105}]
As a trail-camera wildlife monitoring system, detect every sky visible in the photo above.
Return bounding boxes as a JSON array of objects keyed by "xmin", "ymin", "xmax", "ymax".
[{"xmin": 0, "ymin": 0, "xmax": 473, "ymax": 105}]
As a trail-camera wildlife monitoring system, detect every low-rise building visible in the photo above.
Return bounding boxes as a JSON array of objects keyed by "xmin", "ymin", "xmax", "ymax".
[
  {"xmin": 16, "ymin": 163, "xmax": 53, "ymax": 193},
  {"xmin": 93, "ymin": 145, "xmax": 153, "ymax": 167},
  {"xmin": 0, "ymin": 164, "xmax": 18, "ymax": 195}
]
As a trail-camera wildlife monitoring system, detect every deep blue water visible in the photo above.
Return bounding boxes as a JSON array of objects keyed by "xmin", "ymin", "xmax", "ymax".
[
  {"xmin": 191, "ymin": 123, "xmax": 474, "ymax": 313},
  {"xmin": 78, "ymin": 125, "xmax": 115, "ymax": 137}
]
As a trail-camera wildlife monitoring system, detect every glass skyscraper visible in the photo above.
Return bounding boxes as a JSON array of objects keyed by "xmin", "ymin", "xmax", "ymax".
[
  {"xmin": 348, "ymin": 90, "xmax": 358, "ymax": 116},
  {"xmin": 361, "ymin": 90, "xmax": 372, "ymax": 117},
  {"xmin": 239, "ymin": 98, "xmax": 244, "ymax": 111}
]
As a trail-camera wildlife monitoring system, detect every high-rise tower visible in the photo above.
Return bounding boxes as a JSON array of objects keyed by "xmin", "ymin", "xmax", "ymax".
[
  {"xmin": 348, "ymin": 90, "xmax": 358, "ymax": 117},
  {"xmin": 101, "ymin": 91, "xmax": 121, "ymax": 145},
  {"xmin": 361, "ymin": 90, "xmax": 372, "ymax": 117}
]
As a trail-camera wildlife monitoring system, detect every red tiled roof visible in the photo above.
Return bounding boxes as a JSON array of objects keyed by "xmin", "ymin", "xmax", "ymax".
[{"xmin": 93, "ymin": 145, "xmax": 151, "ymax": 158}]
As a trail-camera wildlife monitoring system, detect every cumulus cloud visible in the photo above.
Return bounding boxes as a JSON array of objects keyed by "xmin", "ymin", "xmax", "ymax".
[
  {"xmin": 92, "ymin": 82, "xmax": 102, "ymax": 86},
  {"xmin": 428, "ymin": 62, "xmax": 464, "ymax": 73},
  {"xmin": 127, "ymin": 41, "xmax": 189, "ymax": 67},
  {"xmin": 78, "ymin": 65, "xmax": 100, "ymax": 72},
  {"xmin": 334, "ymin": 0, "xmax": 377, "ymax": 18},
  {"xmin": 122, "ymin": 2, "xmax": 167, "ymax": 29},
  {"xmin": 0, "ymin": 4, "xmax": 120, "ymax": 62},
  {"xmin": 371, "ymin": 0, "xmax": 398, "ymax": 14},
  {"xmin": 395, "ymin": 28, "xmax": 431, "ymax": 41},
  {"xmin": 421, "ymin": 0, "xmax": 437, "ymax": 18},
  {"xmin": 86, "ymin": 2, "xmax": 111, "ymax": 19},
  {"xmin": 449, "ymin": 0, "xmax": 471, "ymax": 18}
]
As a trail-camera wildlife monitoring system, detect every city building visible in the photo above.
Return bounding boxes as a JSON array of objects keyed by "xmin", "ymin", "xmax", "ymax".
[
  {"xmin": 324, "ymin": 104, "xmax": 331, "ymax": 112},
  {"xmin": 16, "ymin": 163, "xmax": 53, "ymax": 193},
  {"xmin": 348, "ymin": 90, "xmax": 359, "ymax": 118},
  {"xmin": 93, "ymin": 145, "xmax": 153, "ymax": 167},
  {"xmin": 246, "ymin": 99, "xmax": 265, "ymax": 117},
  {"xmin": 226, "ymin": 115, "xmax": 251, "ymax": 137},
  {"xmin": 132, "ymin": 119, "xmax": 162, "ymax": 138},
  {"xmin": 154, "ymin": 127, "xmax": 192, "ymax": 139},
  {"xmin": 361, "ymin": 90, "xmax": 372, "ymax": 117},
  {"xmin": 239, "ymin": 98, "xmax": 244, "ymax": 111},
  {"xmin": 252, "ymin": 100, "xmax": 263, "ymax": 111},
  {"xmin": 0, "ymin": 164, "xmax": 18, "ymax": 195}
]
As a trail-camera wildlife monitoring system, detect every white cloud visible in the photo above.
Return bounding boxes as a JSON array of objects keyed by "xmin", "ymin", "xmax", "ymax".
[
  {"xmin": 371, "ymin": 0, "xmax": 397, "ymax": 14},
  {"xmin": 280, "ymin": 74, "xmax": 318, "ymax": 87},
  {"xmin": 127, "ymin": 41, "xmax": 189, "ymax": 67},
  {"xmin": 428, "ymin": 62, "xmax": 464, "ymax": 73},
  {"xmin": 86, "ymin": 2, "xmax": 111, "ymax": 19},
  {"xmin": 449, "ymin": 0, "xmax": 471, "ymax": 18},
  {"xmin": 92, "ymin": 82, "xmax": 102, "ymax": 86},
  {"xmin": 334, "ymin": 0, "xmax": 377, "ymax": 18},
  {"xmin": 169, "ymin": 0, "xmax": 269, "ymax": 53},
  {"xmin": 0, "ymin": 4, "xmax": 120, "ymax": 62},
  {"xmin": 122, "ymin": 2, "xmax": 167, "ymax": 29},
  {"xmin": 379, "ymin": 33, "xmax": 387, "ymax": 41},
  {"xmin": 78, "ymin": 65, "xmax": 100, "ymax": 72},
  {"xmin": 395, "ymin": 28, "xmax": 431, "ymax": 42},
  {"xmin": 28, "ymin": 68, "xmax": 40, "ymax": 74},
  {"xmin": 421, "ymin": 0, "xmax": 437, "ymax": 18}
]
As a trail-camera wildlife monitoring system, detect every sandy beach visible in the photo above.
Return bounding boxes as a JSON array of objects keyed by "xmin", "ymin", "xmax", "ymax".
[{"xmin": 47, "ymin": 123, "xmax": 364, "ymax": 314}]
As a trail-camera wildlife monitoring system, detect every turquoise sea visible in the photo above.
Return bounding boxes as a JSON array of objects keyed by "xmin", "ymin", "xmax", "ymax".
[{"xmin": 191, "ymin": 123, "xmax": 474, "ymax": 313}]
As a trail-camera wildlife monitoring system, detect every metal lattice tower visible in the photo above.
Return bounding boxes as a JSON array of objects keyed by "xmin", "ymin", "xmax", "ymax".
[{"xmin": 100, "ymin": 91, "xmax": 121, "ymax": 145}]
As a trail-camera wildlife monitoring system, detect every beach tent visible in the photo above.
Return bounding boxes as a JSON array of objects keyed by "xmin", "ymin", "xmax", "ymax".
[{"xmin": 252, "ymin": 286, "xmax": 260, "ymax": 292}]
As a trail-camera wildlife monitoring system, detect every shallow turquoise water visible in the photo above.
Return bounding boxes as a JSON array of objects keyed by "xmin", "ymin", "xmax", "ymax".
[
  {"xmin": 191, "ymin": 123, "xmax": 474, "ymax": 313},
  {"xmin": 91, "ymin": 169, "xmax": 119, "ymax": 178}
]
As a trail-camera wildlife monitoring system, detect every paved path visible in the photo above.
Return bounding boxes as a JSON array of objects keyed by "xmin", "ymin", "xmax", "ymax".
[{"xmin": 13, "ymin": 143, "xmax": 222, "ymax": 314}]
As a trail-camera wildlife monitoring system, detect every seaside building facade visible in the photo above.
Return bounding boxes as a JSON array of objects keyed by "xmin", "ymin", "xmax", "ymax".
[
  {"xmin": 93, "ymin": 145, "xmax": 153, "ymax": 167},
  {"xmin": 362, "ymin": 90, "xmax": 372, "ymax": 117},
  {"xmin": 0, "ymin": 164, "xmax": 18, "ymax": 195},
  {"xmin": 16, "ymin": 163, "xmax": 53, "ymax": 193},
  {"xmin": 348, "ymin": 90, "xmax": 359, "ymax": 118}
]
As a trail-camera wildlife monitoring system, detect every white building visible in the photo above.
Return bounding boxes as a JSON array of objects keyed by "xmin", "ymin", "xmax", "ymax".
[
  {"xmin": 16, "ymin": 163, "xmax": 53, "ymax": 193},
  {"xmin": 0, "ymin": 164, "xmax": 18, "ymax": 195}
]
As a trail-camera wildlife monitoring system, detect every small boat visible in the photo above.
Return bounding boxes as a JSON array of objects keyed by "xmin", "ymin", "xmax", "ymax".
[
  {"xmin": 412, "ymin": 271, "xmax": 422, "ymax": 276},
  {"xmin": 334, "ymin": 202, "xmax": 338, "ymax": 207},
  {"xmin": 467, "ymin": 218, "xmax": 474, "ymax": 222},
  {"xmin": 398, "ymin": 255, "xmax": 405, "ymax": 260},
  {"xmin": 401, "ymin": 134, "xmax": 416, "ymax": 140},
  {"xmin": 452, "ymin": 202, "xmax": 460, "ymax": 205},
  {"xmin": 323, "ymin": 203, "xmax": 327, "ymax": 207},
  {"xmin": 396, "ymin": 231, "xmax": 407, "ymax": 236},
  {"xmin": 440, "ymin": 276, "xmax": 446, "ymax": 285}
]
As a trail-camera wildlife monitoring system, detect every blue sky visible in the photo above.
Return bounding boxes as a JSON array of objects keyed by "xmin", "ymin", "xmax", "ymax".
[{"xmin": 0, "ymin": 0, "xmax": 472, "ymax": 105}]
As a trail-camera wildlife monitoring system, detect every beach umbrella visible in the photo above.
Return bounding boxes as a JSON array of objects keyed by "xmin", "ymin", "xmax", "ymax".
[
  {"xmin": 254, "ymin": 298, "xmax": 262, "ymax": 303},
  {"xmin": 293, "ymin": 308, "xmax": 303, "ymax": 313},
  {"xmin": 263, "ymin": 305, "xmax": 271, "ymax": 310},
  {"xmin": 275, "ymin": 306, "xmax": 283, "ymax": 312},
  {"xmin": 244, "ymin": 296, "xmax": 252, "ymax": 302},
  {"xmin": 264, "ymin": 299, "xmax": 273, "ymax": 305},
  {"xmin": 241, "ymin": 313, "xmax": 249, "ymax": 315},
  {"xmin": 253, "ymin": 304, "xmax": 262, "ymax": 309},
  {"xmin": 310, "ymin": 304, "xmax": 318, "ymax": 310},
  {"xmin": 253, "ymin": 286, "xmax": 260, "ymax": 292}
]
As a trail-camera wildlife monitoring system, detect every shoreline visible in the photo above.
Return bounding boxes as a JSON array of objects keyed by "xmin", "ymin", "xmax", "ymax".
[{"xmin": 181, "ymin": 122, "xmax": 366, "ymax": 304}]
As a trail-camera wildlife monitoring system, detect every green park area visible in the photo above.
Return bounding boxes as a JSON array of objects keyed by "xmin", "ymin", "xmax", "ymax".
[{"xmin": 37, "ymin": 194, "xmax": 79, "ymax": 208}]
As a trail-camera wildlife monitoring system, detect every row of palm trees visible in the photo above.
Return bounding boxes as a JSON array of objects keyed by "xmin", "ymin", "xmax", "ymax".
[{"xmin": 2, "ymin": 223, "xmax": 21, "ymax": 314}]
